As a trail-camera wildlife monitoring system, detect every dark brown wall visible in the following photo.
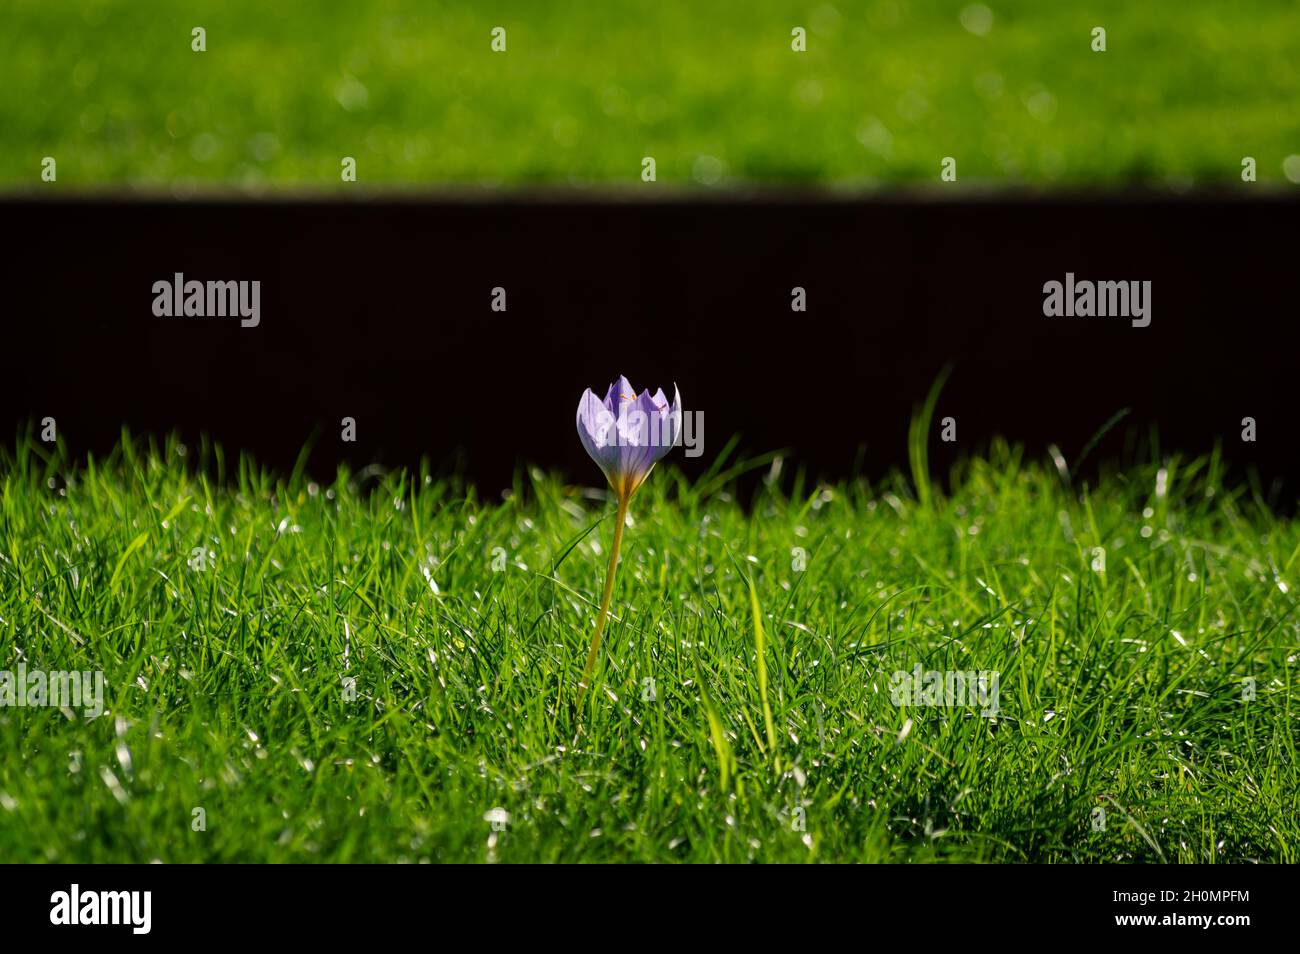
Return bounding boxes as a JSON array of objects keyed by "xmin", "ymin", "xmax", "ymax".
[{"xmin": 4, "ymin": 195, "xmax": 1295, "ymax": 498}]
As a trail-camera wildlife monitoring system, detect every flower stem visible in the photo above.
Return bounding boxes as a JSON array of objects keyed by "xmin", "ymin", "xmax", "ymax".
[{"xmin": 577, "ymin": 492, "xmax": 629, "ymax": 704}]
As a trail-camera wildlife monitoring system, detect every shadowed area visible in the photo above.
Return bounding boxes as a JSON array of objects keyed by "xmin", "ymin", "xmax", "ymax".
[{"xmin": 4, "ymin": 194, "xmax": 1296, "ymax": 499}]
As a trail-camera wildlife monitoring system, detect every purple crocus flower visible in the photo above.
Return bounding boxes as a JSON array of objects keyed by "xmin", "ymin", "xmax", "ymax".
[
  {"xmin": 573, "ymin": 375, "xmax": 681, "ymax": 704},
  {"xmin": 576, "ymin": 375, "xmax": 681, "ymax": 501}
]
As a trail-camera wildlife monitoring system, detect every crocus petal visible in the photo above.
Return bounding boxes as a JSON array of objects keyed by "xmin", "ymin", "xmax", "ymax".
[
  {"xmin": 641, "ymin": 389, "xmax": 675, "ymax": 465},
  {"xmin": 646, "ymin": 387, "xmax": 680, "ymax": 452},
  {"xmin": 664, "ymin": 385, "xmax": 683, "ymax": 451},
  {"xmin": 576, "ymin": 388, "xmax": 621, "ymax": 478},
  {"xmin": 615, "ymin": 389, "xmax": 660, "ymax": 481},
  {"xmin": 604, "ymin": 375, "xmax": 637, "ymax": 419}
]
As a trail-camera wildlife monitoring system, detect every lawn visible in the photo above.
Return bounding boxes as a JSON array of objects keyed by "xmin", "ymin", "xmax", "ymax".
[
  {"xmin": 0, "ymin": 432, "xmax": 1295, "ymax": 862},
  {"xmin": 5, "ymin": 0, "xmax": 1300, "ymax": 188}
]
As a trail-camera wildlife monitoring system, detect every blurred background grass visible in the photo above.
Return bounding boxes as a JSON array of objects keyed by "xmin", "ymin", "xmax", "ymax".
[{"xmin": 4, "ymin": 0, "xmax": 1299, "ymax": 189}]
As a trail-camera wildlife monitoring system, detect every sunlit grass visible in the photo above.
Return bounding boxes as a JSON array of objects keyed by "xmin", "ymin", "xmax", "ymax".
[
  {"xmin": 0, "ymin": 432, "xmax": 1295, "ymax": 862},
  {"xmin": 4, "ymin": 0, "xmax": 1300, "ymax": 188}
]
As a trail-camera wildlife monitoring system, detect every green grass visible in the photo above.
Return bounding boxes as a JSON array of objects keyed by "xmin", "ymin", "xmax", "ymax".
[
  {"xmin": 1, "ymin": 433, "xmax": 1296, "ymax": 863},
  {"xmin": 5, "ymin": 0, "xmax": 1300, "ymax": 189}
]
